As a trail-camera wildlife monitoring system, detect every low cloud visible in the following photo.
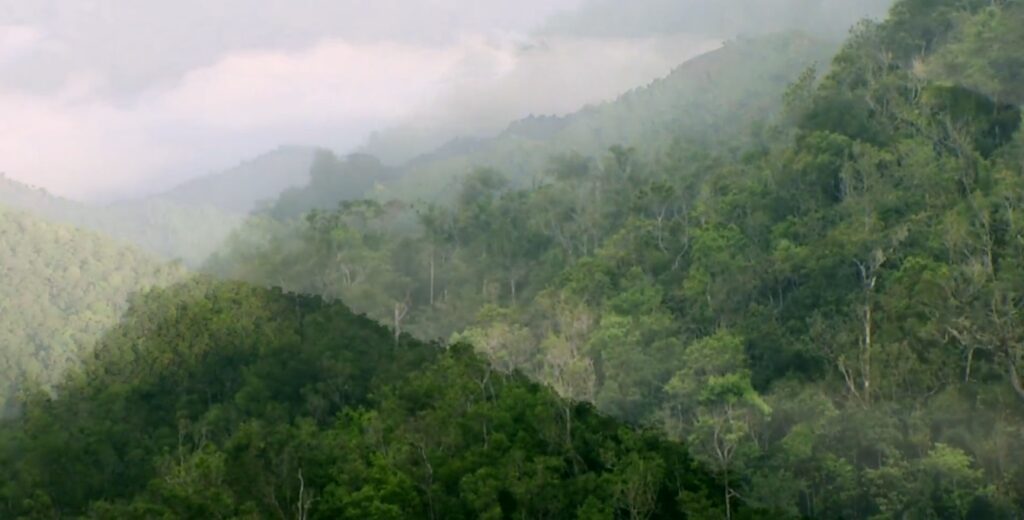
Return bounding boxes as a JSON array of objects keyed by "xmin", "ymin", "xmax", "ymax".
[
  {"xmin": 4, "ymin": 1, "xmax": 764, "ymax": 201},
  {"xmin": 0, "ymin": 25, "xmax": 718, "ymax": 201},
  {"xmin": 0, "ymin": 25, "xmax": 43, "ymax": 64},
  {"xmin": 364, "ymin": 34, "xmax": 721, "ymax": 163},
  {"xmin": 419, "ymin": 34, "xmax": 721, "ymax": 135},
  {"xmin": 0, "ymin": 37, "xmax": 503, "ymax": 200}
]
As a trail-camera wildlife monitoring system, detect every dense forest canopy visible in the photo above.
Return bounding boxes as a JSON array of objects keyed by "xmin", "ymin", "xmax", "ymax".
[
  {"xmin": 2, "ymin": 0, "xmax": 1024, "ymax": 518},
  {"xmin": 374, "ymin": 33, "xmax": 839, "ymax": 204},
  {"xmin": 0, "ymin": 146, "xmax": 315, "ymax": 266},
  {"xmin": 0, "ymin": 175, "xmax": 241, "ymax": 266},
  {"xmin": 206, "ymin": 0, "xmax": 1024, "ymax": 516},
  {"xmin": 0, "ymin": 280, "xmax": 728, "ymax": 518},
  {"xmin": 0, "ymin": 207, "xmax": 185, "ymax": 416}
]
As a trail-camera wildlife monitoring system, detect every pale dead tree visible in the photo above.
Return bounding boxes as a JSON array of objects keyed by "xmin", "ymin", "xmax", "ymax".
[
  {"xmin": 539, "ymin": 295, "xmax": 597, "ymax": 444},
  {"xmin": 294, "ymin": 468, "xmax": 314, "ymax": 520},
  {"xmin": 984, "ymin": 291, "xmax": 1024, "ymax": 403},
  {"xmin": 393, "ymin": 291, "xmax": 411, "ymax": 345},
  {"xmin": 409, "ymin": 436, "xmax": 437, "ymax": 520},
  {"xmin": 942, "ymin": 278, "xmax": 1024, "ymax": 404},
  {"xmin": 844, "ymin": 226, "xmax": 907, "ymax": 406},
  {"xmin": 614, "ymin": 455, "xmax": 663, "ymax": 520},
  {"xmin": 545, "ymin": 347, "xmax": 597, "ymax": 445},
  {"xmin": 853, "ymin": 248, "xmax": 886, "ymax": 406},
  {"xmin": 687, "ymin": 403, "xmax": 753, "ymax": 520},
  {"xmin": 468, "ymin": 322, "xmax": 537, "ymax": 376}
]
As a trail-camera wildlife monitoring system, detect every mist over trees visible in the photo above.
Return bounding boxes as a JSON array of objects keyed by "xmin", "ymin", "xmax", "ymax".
[
  {"xmin": 540, "ymin": 0, "xmax": 895, "ymax": 39},
  {"xmin": 2, "ymin": 0, "xmax": 1024, "ymax": 518}
]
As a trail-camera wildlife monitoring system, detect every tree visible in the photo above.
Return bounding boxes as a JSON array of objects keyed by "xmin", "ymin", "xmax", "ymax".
[{"xmin": 664, "ymin": 332, "xmax": 770, "ymax": 520}]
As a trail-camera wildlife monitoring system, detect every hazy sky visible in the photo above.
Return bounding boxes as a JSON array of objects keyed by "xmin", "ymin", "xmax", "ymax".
[
  {"xmin": 0, "ymin": 0, "xmax": 890, "ymax": 201},
  {"xmin": 0, "ymin": 0, "xmax": 591, "ymax": 200}
]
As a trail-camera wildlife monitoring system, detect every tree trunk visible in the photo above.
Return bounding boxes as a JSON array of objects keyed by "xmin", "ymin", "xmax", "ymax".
[
  {"xmin": 965, "ymin": 346, "xmax": 976, "ymax": 383},
  {"xmin": 862, "ymin": 299, "xmax": 873, "ymax": 405},
  {"xmin": 429, "ymin": 250, "xmax": 435, "ymax": 306},
  {"xmin": 564, "ymin": 405, "xmax": 573, "ymax": 446},
  {"xmin": 724, "ymin": 471, "xmax": 732, "ymax": 520},
  {"xmin": 394, "ymin": 302, "xmax": 407, "ymax": 345},
  {"xmin": 1009, "ymin": 357, "xmax": 1024, "ymax": 403}
]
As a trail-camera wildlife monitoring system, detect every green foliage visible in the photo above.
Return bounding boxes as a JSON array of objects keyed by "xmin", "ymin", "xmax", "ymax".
[
  {"xmin": 0, "ymin": 279, "xmax": 724, "ymax": 518},
  {"xmin": 0, "ymin": 206, "xmax": 185, "ymax": 416},
  {"xmin": 205, "ymin": 3, "xmax": 1024, "ymax": 516},
  {"xmin": 0, "ymin": 175, "xmax": 244, "ymax": 266},
  {"xmin": 377, "ymin": 33, "xmax": 838, "ymax": 203},
  {"xmin": 926, "ymin": 2, "xmax": 1024, "ymax": 105},
  {"xmin": 267, "ymin": 151, "xmax": 395, "ymax": 220},
  {"xmin": 8, "ymin": 2, "xmax": 1024, "ymax": 517}
]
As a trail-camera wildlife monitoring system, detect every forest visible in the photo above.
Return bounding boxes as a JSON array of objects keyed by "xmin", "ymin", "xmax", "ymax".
[{"xmin": 2, "ymin": 0, "xmax": 1024, "ymax": 518}]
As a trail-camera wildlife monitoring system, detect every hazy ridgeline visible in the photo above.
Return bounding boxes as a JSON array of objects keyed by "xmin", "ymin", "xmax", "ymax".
[{"xmin": 3, "ymin": 0, "xmax": 1024, "ymax": 518}]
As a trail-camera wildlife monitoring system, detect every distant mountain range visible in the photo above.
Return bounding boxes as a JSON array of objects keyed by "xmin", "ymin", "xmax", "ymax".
[
  {"xmin": 0, "ymin": 33, "xmax": 837, "ymax": 261},
  {"xmin": 0, "ymin": 146, "xmax": 316, "ymax": 265},
  {"xmin": 375, "ymin": 33, "xmax": 838, "ymax": 202},
  {"xmin": 0, "ymin": 205, "xmax": 185, "ymax": 415},
  {"xmin": 147, "ymin": 146, "xmax": 315, "ymax": 213},
  {"xmin": 261, "ymin": 32, "xmax": 840, "ymax": 212}
]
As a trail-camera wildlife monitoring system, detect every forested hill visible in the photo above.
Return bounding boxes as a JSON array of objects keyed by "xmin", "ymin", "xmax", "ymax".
[
  {"xmin": 3, "ymin": 0, "xmax": 1024, "ymax": 518},
  {"xmin": 0, "ymin": 278, "xmax": 728, "ymax": 518},
  {"xmin": 0, "ymin": 146, "xmax": 316, "ymax": 266},
  {"xmin": 146, "ymin": 146, "xmax": 316, "ymax": 214},
  {"xmin": 0, "ymin": 175, "xmax": 242, "ymax": 266},
  {"xmin": 278, "ymin": 32, "xmax": 839, "ymax": 212},
  {"xmin": 208, "ymin": 0, "xmax": 1024, "ymax": 516},
  {"xmin": 0, "ymin": 206, "xmax": 185, "ymax": 416}
]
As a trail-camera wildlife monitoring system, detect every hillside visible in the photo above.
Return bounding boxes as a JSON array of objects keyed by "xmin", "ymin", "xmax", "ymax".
[
  {"xmin": 378, "ymin": 32, "xmax": 839, "ymax": 202},
  {"xmin": 244, "ymin": 32, "xmax": 839, "ymax": 217},
  {"xmin": 151, "ymin": 146, "xmax": 316, "ymax": 213},
  {"xmin": 0, "ymin": 278, "xmax": 727, "ymax": 518},
  {"xmin": 0, "ymin": 175, "xmax": 242, "ymax": 265},
  {"xmin": 0, "ymin": 206, "xmax": 185, "ymax": 416},
  {"xmin": 208, "ymin": 1, "xmax": 1024, "ymax": 516},
  {"xmin": 262, "ymin": 150, "xmax": 400, "ymax": 220},
  {"xmin": 5, "ymin": 0, "xmax": 1024, "ymax": 517},
  {"xmin": 0, "ymin": 146, "xmax": 315, "ymax": 265}
]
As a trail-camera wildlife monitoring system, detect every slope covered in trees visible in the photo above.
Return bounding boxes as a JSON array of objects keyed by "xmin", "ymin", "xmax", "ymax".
[
  {"xmin": 262, "ymin": 151, "xmax": 400, "ymax": 220},
  {"xmin": 336, "ymin": 33, "xmax": 839, "ymax": 206},
  {"xmin": 0, "ymin": 206, "xmax": 185, "ymax": 416},
  {"xmin": 208, "ymin": 1, "xmax": 1024, "ymax": 516},
  {"xmin": 0, "ymin": 279, "xmax": 729, "ymax": 518},
  {"xmin": 0, "ymin": 146, "xmax": 317, "ymax": 266},
  {"xmin": 146, "ymin": 146, "xmax": 316, "ymax": 214},
  {"xmin": 0, "ymin": 175, "xmax": 242, "ymax": 266}
]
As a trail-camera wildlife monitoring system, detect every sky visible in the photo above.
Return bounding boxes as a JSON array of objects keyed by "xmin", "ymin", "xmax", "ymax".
[
  {"xmin": 0, "ymin": 0, "xmax": 706, "ymax": 201},
  {"xmin": 0, "ymin": 0, "xmax": 891, "ymax": 201}
]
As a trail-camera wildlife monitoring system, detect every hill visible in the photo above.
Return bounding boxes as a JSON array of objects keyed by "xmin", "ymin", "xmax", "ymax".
[
  {"xmin": 257, "ymin": 33, "xmax": 840, "ymax": 214},
  {"xmin": 0, "ymin": 175, "xmax": 242, "ymax": 266},
  {"xmin": 0, "ymin": 278, "xmax": 728, "ymax": 518},
  {"xmin": 208, "ymin": 1, "xmax": 1024, "ymax": 515},
  {"xmin": 262, "ymin": 150, "xmax": 400, "ymax": 220},
  {"xmin": 149, "ymin": 146, "xmax": 316, "ymax": 214},
  {"xmin": 0, "ymin": 147, "xmax": 316, "ymax": 265},
  {"xmin": 0, "ymin": 206, "xmax": 185, "ymax": 416},
  {"xmin": 377, "ymin": 32, "xmax": 839, "ymax": 202}
]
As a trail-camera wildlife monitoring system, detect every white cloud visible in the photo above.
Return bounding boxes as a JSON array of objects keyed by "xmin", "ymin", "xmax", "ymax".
[
  {"xmin": 0, "ymin": 25, "xmax": 43, "ymax": 64},
  {"xmin": 364, "ymin": 34, "xmax": 721, "ymax": 161},
  {"xmin": 0, "ymin": 1, "xmax": 594, "ymax": 201},
  {"xmin": 154, "ymin": 41, "xmax": 471, "ymax": 129},
  {"xmin": 0, "ymin": 38, "xmax": 492, "ymax": 200},
  {"xmin": 421, "ymin": 34, "xmax": 722, "ymax": 132},
  {"xmin": 0, "ymin": 29, "xmax": 718, "ymax": 201}
]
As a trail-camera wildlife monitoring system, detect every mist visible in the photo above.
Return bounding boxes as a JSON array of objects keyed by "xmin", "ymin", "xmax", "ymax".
[
  {"xmin": 0, "ymin": 0, "xmax": 892, "ymax": 201},
  {"xmin": 5, "ymin": 1, "xmax": 1023, "ymax": 517}
]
